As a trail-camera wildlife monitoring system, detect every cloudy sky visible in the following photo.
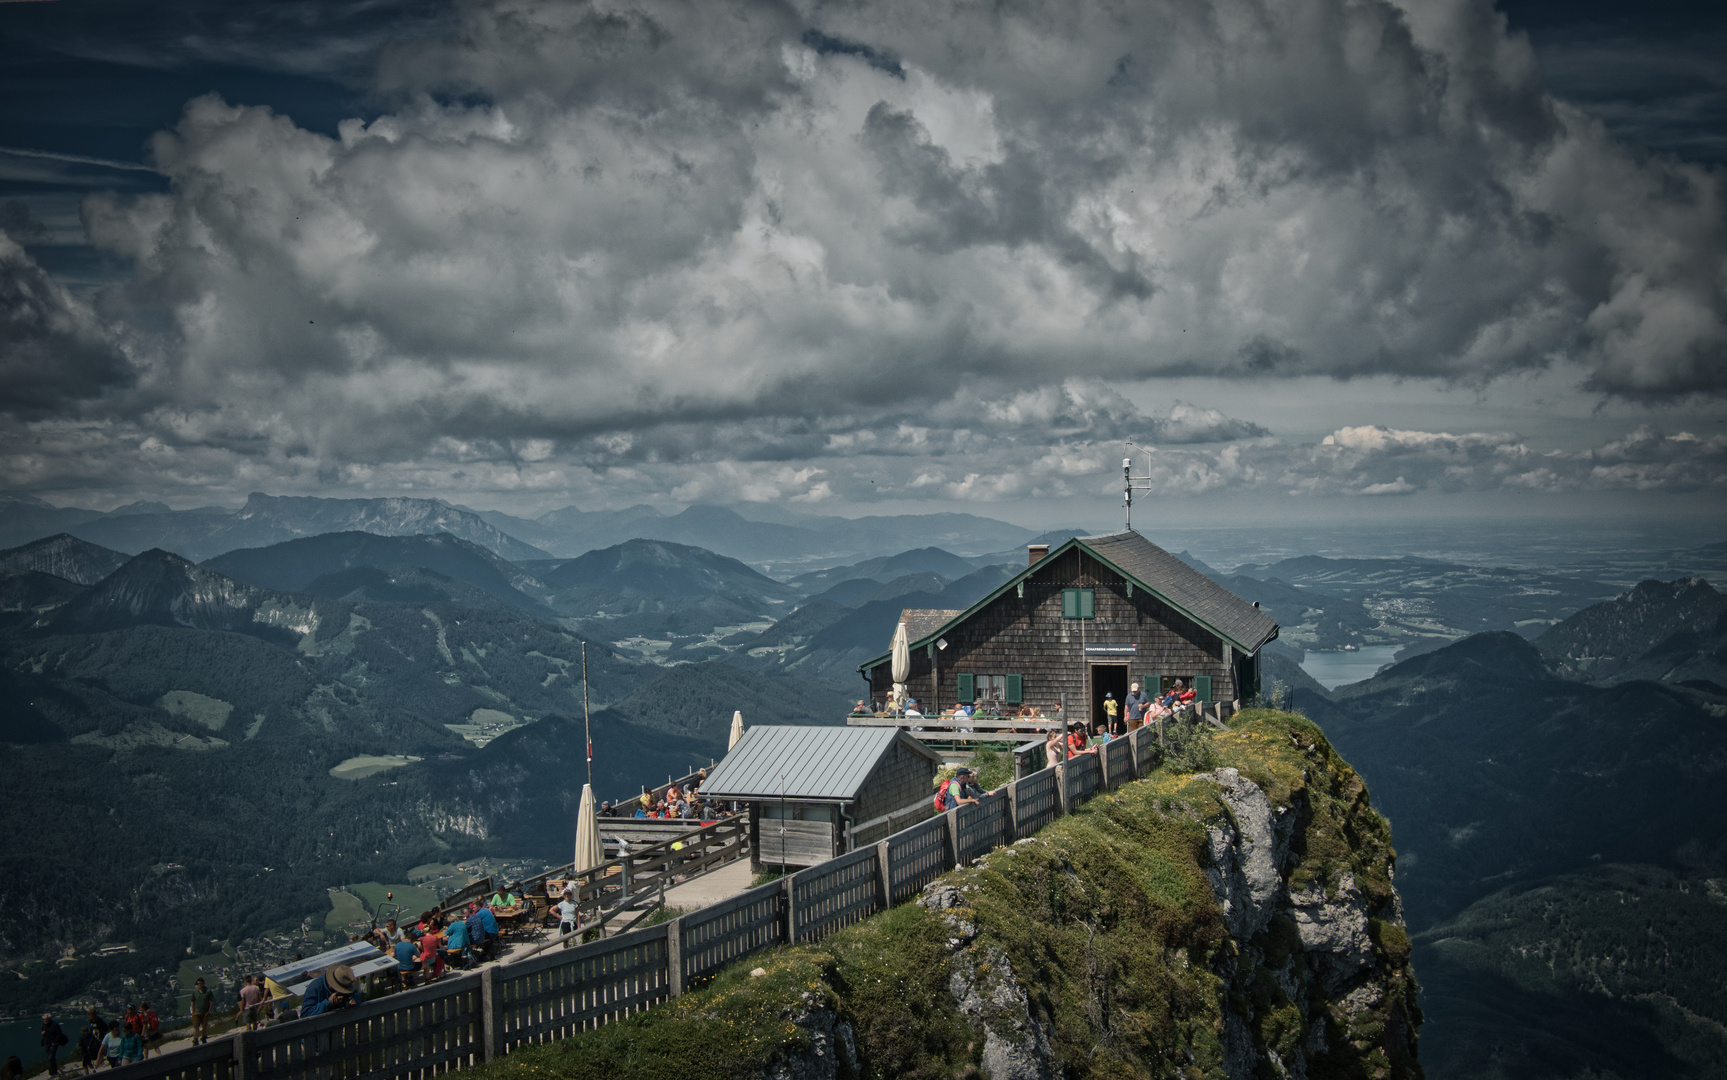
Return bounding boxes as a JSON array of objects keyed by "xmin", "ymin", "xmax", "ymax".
[{"xmin": 0, "ymin": 0, "xmax": 1723, "ymax": 530}]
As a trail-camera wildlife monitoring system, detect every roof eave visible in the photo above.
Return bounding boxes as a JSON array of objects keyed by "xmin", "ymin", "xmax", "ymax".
[
  {"xmin": 858, "ymin": 533, "xmax": 1279, "ymax": 671},
  {"xmin": 858, "ymin": 535, "xmax": 1091, "ymax": 674}
]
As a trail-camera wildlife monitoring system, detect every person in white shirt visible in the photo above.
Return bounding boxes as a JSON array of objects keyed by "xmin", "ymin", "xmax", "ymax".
[{"xmin": 555, "ymin": 889, "xmax": 580, "ymax": 946}]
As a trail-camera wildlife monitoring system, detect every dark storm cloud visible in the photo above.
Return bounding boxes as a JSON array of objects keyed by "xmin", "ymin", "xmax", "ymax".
[
  {"xmin": 2, "ymin": 0, "xmax": 1723, "ymax": 506},
  {"xmin": 0, "ymin": 229, "xmax": 133, "ymax": 416}
]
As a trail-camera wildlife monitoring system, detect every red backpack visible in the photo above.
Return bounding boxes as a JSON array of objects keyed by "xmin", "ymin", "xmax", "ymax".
[{"xmin": 932, "ymin": 779, "xmax": 953, "ymax": 811}]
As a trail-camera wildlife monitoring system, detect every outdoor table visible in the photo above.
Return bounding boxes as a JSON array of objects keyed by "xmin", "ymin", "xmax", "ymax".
[{"xmin": 264, "ymin": 941, "xmax": 394, "ymax": 1002}]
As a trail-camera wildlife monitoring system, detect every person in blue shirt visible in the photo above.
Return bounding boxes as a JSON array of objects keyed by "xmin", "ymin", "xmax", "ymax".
[
  {"xmin": 300, "ymin": 965, "xmax": 363, "ymax": 1017},
  {"xmin": 467, "ymin": 904, "xmax": 501, "ymax": 962},
  {"xmin": 393, "ymin": 935, "xmax": 420, "ymax": 987},
  {"xmin": 444, "ymin": 915, "xmax": 470, "ymax": 969}
]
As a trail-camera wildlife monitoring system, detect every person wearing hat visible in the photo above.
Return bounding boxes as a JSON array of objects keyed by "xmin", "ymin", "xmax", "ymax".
[
  {"xmin": 1124, "ymin": 682, "xmax": 1151, "ymax": 730},
  {"xmin": 555, "ymin": 887, "xmax": 580, "ymax": 947},
  {"xmin": 1100, "ymin": 692, "xmax": 1119, "ymax": 735},
  {"xmin": 934, "ymin": 768, "xmax": 981, "ymax": 811},
  {"xmin": 299, "ymin": 964, "xmax": 364, "ymax": 1017}
]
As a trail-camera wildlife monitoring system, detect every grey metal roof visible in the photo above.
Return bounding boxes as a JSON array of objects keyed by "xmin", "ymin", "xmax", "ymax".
[
  {"xmin": 698, "ymin": 725, "xmax": 944, "ymax": 801},
  {"xmin": 1080, "ymin": 530, "xmax": 1280, "ymax": 652}
]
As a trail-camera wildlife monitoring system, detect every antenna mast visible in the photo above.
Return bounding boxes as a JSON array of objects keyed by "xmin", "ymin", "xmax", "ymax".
[{"xmin": 1123, "ymin": 441, "xmax": 1157, "ymax": 530}]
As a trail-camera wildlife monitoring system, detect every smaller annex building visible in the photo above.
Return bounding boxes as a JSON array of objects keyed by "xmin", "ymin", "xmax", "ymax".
[
  {"xmin": 700, "ymin": 725, "xmax": 945, "ymax": 870},
  {"xmin": 859, "ymin": 530, "xmax": 1280, "ymax": 728}
]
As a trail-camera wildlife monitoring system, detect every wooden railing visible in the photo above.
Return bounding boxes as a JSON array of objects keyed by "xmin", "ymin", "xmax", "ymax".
[{"xmin": 110, "ymin": 715, "xmax": 1187, "ymax": 1080}]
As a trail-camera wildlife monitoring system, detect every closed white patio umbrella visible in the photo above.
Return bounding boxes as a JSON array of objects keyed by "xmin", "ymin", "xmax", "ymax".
[
  {"xmin": 891, "ymin": 621, "xmax": 911, "ymax": 709},
  {"xmin": 728, "ymin": 710, "xmax": 746, "ymax": 749},
  {"xmin": 573, "ymin": 783, "xmax": 603, "ymax": 873}
]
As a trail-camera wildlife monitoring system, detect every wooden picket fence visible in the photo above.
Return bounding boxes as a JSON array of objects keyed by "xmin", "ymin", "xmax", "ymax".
[{"xmin": 104, "ymin": 715, "xmax": 1191, "ymax": 1080}]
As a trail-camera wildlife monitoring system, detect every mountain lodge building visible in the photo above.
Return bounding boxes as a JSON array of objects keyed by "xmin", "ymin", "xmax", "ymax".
[{"xmin": 858, "ymin": 530, "xmax": 1280, "ymax": 728}]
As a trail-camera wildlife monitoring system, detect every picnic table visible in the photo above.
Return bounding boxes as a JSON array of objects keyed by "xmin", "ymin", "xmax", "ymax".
[{"xmin": 263, "ymin": 941, "xmax": 399, "ymax": 1001}]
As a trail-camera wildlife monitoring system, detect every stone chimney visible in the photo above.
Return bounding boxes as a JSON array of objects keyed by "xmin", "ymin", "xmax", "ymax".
[{"xmin": 1028, "ymin": 544, "xmax": 1049, "ymax": 565}]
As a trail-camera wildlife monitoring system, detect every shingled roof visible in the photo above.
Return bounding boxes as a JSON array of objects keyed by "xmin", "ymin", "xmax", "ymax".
[
  {"xmin": 1079, "ymin": 531, "xmax": 1279, "ymax": 652},
  {"xmin": 898, "ymin": 607, "xmax": 964, "ymax": 643},
  {"xmin": 699, "ymin": 725, "xmax": 944, "ymax": 802},
  {"xmin": 860, "ymin": 528, "xmax": 1279, "ymax": 671}
]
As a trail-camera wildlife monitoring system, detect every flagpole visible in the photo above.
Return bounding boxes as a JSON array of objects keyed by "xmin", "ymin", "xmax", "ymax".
[{"xmin": 582, "ymin": 642, "xmax": 593, "ymax": 791}]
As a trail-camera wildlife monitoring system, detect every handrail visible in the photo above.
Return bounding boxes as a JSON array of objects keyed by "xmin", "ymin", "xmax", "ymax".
[{"xmin": 116, "ymin": 712, "xmax": 1211, "ymax": 1080}]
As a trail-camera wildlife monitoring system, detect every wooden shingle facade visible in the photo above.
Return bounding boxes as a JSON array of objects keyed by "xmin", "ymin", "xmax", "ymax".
[
  {"xmin": 859, "ymin": 530, "xmax": 1279, "ymax": 729},
  {"xmin": 700, "ymin": 726, "xmax": 945, "ymax": 869}
]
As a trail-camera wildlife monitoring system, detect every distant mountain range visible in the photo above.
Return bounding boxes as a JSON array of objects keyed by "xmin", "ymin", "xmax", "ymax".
[
  {"xmin": 1, "ymin": 492, "xmax": 553, "ymax": 562},
  {"xmin": 731, "ymin": 562, "xmax": 1019, "ymax": 689},
  {"xmin": 0, "ymin": 527, "xmax": 856, "ymax": 1014},
  {"xmin": 0, "ymin": 491, "xmax": 1052, "ymax": 571},
  {"xmin": 475, "ymin": 504, "xmax": 1043, "ymax": 565},
  {"xmin": 205, "ymin": 530, "xmax": 557, "ymax": 616},
  {"xmin": 0, "ymin": 532, "xmax": 132, "ymax": 585},
  {"xmin": 1536, "ymin": 576, "xmax": 1727, "ymax": 686},
  {"xmin": 1301, "ymin": 581, "xmax": 1727, "ymax": 1080}
]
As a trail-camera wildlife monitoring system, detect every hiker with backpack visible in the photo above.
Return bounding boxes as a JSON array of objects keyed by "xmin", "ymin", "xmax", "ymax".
[
  {"xmin": 39, "ymin": 1014, "xmax": 66, "ymax": 1076},
  {"xmin": 934, "ymin": 767, "xmax": 983, "ymax": 812}
]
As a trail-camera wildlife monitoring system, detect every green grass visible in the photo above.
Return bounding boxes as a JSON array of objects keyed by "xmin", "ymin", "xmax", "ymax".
[
  {"xmin": 348, "ymin": 881, "xmax": 443, "ymax": 922},
  {"xmin": 323, "ymin": 888, "xmax": 370, "ymax": 937},
  {"xmin": 467, "ymin": 710, "xmax": 1418, "ymax": 1080},
  {"xmin": 328, "ymin": 754, "xmax": 423, "ymax": 780}
]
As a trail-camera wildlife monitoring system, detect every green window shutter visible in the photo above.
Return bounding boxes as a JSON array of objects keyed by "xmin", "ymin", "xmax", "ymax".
[
  {"xmin": 1144, "ymin": 672, "xmax": 1160, "ymax": 696},
  {"xmin": 1062, "ymin": 589, "xmax": 1078, "ymax": 618},
  {"xmin": 1080, "ymin": 589, "xmax": 1095, "ymax": 619},
  {"xmin": 957, "ymin": 673, "xmax": 975, "ymax": 703},
  {"xmin": 1005, "ymin": 674, "xmax": 1023, "ymax": 704},
  {"xmin": 1194, "ymin": 675, "xmax": 1212, "ymax": 702}
]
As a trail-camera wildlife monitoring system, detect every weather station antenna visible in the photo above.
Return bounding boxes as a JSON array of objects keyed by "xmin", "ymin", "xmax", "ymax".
[{"xmin": 1123, "ymin": 441, "xmax": 1158, "ymax": 531}]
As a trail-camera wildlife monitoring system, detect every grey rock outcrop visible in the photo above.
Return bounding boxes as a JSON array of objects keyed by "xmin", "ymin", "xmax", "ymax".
[
  {"xmin": 1201, "ymin": 768, "xmax": 1408, "ymax": 1080},
  {"xmin": 764, "ymin": 993, "xmax": 859, "ymax": 1080}
]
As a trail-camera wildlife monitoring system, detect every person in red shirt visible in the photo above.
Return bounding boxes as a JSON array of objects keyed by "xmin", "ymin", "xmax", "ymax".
[
  {"xmin": 418, "ymin": 917, "xmax": 446, "ymax": 979},
  {"xmin": 138, "ymin": 1005, "xmax": 161, "ymax": 1057}
]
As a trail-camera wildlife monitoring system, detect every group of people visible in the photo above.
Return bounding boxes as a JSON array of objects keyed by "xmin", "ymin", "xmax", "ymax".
[
  {"xmin": 932, "ymin": 767, "xmax": 989, "ymax": 810},
  {"xmin": 1109, "ymin": 680, "xmax": 1198, "ymax": 734},
  {"xmin": 602, "ymin": 775, "xmax": 720, "ymax": 820},
  {"xmin": 41, "ymin": 1003, "xmax": 163, "ymax": 1072},
  {"xmin": 383, "ymin": 897, "xmax": 513, "ymax": 987},
  {"xmin": 1043, "ymin": 679, "xmax": 1198, "ymax": 765}
]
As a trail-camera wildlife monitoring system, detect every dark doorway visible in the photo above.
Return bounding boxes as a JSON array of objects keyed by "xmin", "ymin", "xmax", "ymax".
[{"xmin": 1089, "ymin": 663, "xmax": 1129, "ymax": 733}]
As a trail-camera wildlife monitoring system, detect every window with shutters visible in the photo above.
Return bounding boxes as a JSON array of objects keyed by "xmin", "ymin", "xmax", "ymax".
[{"xmin": 1061, "ymin": 588, "xmax": 1095, "ymax": 619}]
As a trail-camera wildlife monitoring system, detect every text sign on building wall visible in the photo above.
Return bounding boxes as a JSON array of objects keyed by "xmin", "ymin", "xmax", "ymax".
[{"xmin": 1084, "ymin": 644, "xmax": 1138, "ymax": 656}]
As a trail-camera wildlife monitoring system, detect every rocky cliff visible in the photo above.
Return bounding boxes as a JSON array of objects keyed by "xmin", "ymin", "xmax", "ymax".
[{"xmin": 479, "ymin": 710, "xmax": 1420, "ymax": 1080}]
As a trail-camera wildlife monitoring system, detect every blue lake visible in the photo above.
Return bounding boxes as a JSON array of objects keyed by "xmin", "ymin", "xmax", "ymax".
[
  {"xmin": 0, "ymin": 1017, "xmax": 54, "ymax": 1072},
  {"xmin": 1298, "ymin": 646, "xmax": 1402, "ymax": 690}
]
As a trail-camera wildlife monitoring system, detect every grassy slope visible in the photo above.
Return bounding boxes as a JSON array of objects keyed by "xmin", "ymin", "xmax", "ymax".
[{"xmin": 474, "ymin": 710, "xmax": 1418, "ymax": 1080}]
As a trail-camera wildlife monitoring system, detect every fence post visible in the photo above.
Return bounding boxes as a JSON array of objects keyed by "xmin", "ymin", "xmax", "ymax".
[
  {"xmin": 875, "ymin": 840, "xmax": 892, "ymax": 912},
  {"xmin": 1003, "ymin": 782, "xmax": 1019, "ymax": 846},
  {"xmin": 479, "ymin": 965, "xmax": 501, "ymax": 1062},
  {"xmin": 620, "ymin": 859, "xmax": 632, "ymax": 903},
  {"xmin": 1056, "ymin": 761, "xmax": 1070, "ymax": 816},
  {"xmin": 946, "ymin": 807, "xmax": 963, "ymax": 868},
  {"xmin": 1097, "ymin": 743, "xmax": 1111, "ymax": 790},
  {"xmin": 781, "ymin": 875, "xmax": 797, "ymax": 944},
  {"xmin": 666, "ymin": 917, "xmax": 685, "ymax": 997},
  {"xmin": 233, "ymin": 1029, "xmax": 254, "ymax": 1080}
]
